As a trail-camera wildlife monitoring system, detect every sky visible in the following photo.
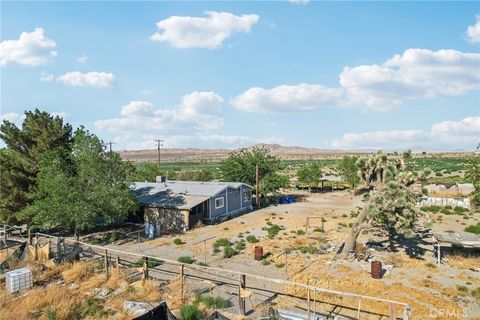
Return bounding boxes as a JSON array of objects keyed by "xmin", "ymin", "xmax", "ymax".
[{"xmin": 1, "ymin": 1, "xmax": 479, "ymax": 151}]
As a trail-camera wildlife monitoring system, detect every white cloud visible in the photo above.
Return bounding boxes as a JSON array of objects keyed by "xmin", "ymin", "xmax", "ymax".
[
  {"xmin": 467, "ymin": 15, "xmax": 480, "ymax": 43},
  {"xmin": 95, "ymin": 91, "xmax": 224, "ymax": 135},
  {"xmin": 329, "ymin": 116, "xmax": 480, "ymax": 150},
  {"xmin": 76, "ymin": 53, "xmax": 88, "ymax": 64},
  {"xmin": 39, "ymin": 71, "xmax": 54, "ymax": 82},
  {"xmin": 150, "ymin": 11, "xmax": 259, "ymax": 49},
  {"xmin": 233, "ymin": 49, "xmax": 480, "ymax": 113},
  {"xmin": 232, "ymin": 84, "xmax": 345, "ymax": 113},
  {"xmin": 288, "ymin": 0, "xmax": 309, "ymax": 5},
  {"xmin": 0, "ymin": 112, "xmax": 25, "ymax": 124},
  {"xmin": 57, "ymin": 71, "xmax": 115, "ymax": 88},
  {"xmin": 0, "ymin": 28, "xmax": 57, "ymax": 66},
  {"xmin": 95, "ymin": 92, "xmax": 286, "ymax": 150}
]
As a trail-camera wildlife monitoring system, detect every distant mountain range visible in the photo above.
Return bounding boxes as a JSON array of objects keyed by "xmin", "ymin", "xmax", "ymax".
[{"xmin": 118, "ymin": 143, "xmax": 471, "ymax": 163}]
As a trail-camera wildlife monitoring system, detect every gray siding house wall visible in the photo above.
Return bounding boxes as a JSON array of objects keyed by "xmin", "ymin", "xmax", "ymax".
[{"xmin": 134, "ymin": 181, "xmax": 253, "ymax": 227}]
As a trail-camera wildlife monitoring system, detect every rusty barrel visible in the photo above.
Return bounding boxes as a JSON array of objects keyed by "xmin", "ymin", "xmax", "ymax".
[
  {"xmin": 254, "ymin": 246, "xmax": 263, "ymax": 261},
  {"xmin": 371, "ymin": 261, "xmax": 383, "ymax": 279}
]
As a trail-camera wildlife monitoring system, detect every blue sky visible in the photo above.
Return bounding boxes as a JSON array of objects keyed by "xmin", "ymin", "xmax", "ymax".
[{"xmin": 1, "ymin": 1, "xmax": 479, "ymax": 151}]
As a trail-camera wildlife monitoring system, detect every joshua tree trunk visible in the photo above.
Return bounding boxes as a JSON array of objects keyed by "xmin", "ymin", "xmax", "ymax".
[{"xmin": 339, "ymin": 204, "xmax": 369, "ymax": 257}]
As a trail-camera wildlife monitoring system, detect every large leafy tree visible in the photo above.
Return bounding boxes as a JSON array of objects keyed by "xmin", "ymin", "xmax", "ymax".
[
  {"xmin": 337, "ymin": 156, "xmax": 361, "ymax": 188},
  {"xmin": 221, "ymin": 147, "xmax": 288, "ymax": 196},
  {"xmin": 0, "ymin": 109, "xmax": 72, "ymax": 223},
  {"xmin": 339, "ymin": 151, "xmax": 426, "ymax": 257},
  {"xmin": 30, "ymin": 128, "xmax": 138, "ymax": 235},
  {"xmin": 297, "ymin": 162, "xmax": 322, "ymax": 193}
]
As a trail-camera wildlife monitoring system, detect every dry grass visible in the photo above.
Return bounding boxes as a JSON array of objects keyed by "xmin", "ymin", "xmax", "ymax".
[
  {"xmin": 446, "ymin": 255, "xmax": 480, "ymax": 269},
  {"xmin": 62, "ymin": 261, "xmax": 96, "ymax": 283},
  {"xmin": 0, "ymin": 285, "xmax": 79, "ymax": 320},
  {"xmin": 285, "ymin": 264, "xmax": 465, "ymax": 320}
]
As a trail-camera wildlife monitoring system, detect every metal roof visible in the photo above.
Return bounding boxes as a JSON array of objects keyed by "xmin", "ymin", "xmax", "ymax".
[
  {"xmin": 433, "ymin": 232, "xmax": 480, "ymax": 247},
  {"xmin": 133, "ymin": 180, "xmax": 251, "ymax": 209}
]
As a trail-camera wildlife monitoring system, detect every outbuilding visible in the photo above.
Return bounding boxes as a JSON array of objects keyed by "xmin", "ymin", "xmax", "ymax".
[{"xmin": 133, "ymin": 179, "xmax": 253, "ymax": 234}]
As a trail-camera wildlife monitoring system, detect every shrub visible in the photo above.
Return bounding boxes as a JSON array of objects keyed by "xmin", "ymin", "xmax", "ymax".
[
  {"xmin": 261, "ymin": 259, "xmax": 271, "ymax": 266},
  {"xmin": 134, "ymin": 258, "xmax": 160, "ymax": 268},
  {"xmin": 465, "ymin": 223, "xmax": 480, "ymax": 234},
  {"xmin": 297, "ymin": 245, "xmax": 317, "ymax": 254},
  {"xmin": 107, "ymin": 232, "xmax": 119, "ymax": 244},
  {"xmin": 178, "ymin": 256, "xmax": 194, "ymax": 264},
  {"xmin": 266, "ymin": 224, "xmax": 282, "ymax": 238},
  {"xmin": 173, "ymin": 238, "xmax": 183, "ymax": 245},
  {"xmin": 246, "ymin": 235, "xmax": 258, "ymax": 243},
  {"xmin": 338, "ymin": 223, "xmax": 348, "ymax": 228},
  {"xmin": 180, "ymin": 303, "xmax": 202, "ymax": 320},
  {"xmin": 457, "ymin": 285, "xmax": 468, "ymax": 292},
  {"xmin": 90, "ymin": 238, "xmax": 102, "ymax": 245},
  {"xmin": 45, "ymin": 307, "xmax": 57, "ymax": 320},
  {"xmin": 454, "ymin": 206, "xmax": 469, "ymax": 214},
  {"xmin": 197, "ymin": 261, "xmax": 208, "ymax": 266},
  {"xmin": 234, "ymin": 242, "xmax": 245, "ymax": 250},
  {"xmin": 275, "ymin": 263, "xmax": 285, "ymax": 268},
  {"xmin": 213, "ymin": 247, "xmax": 221, "ymax": 254},
  {"xmin": 223, "ymin": 246, "xmax": 237, "ymax": 258},
  {"xmin": 213, "ymin": 238, "xmax": 231, "ymax": 248},
  {"xmin": 313, "ymin": 227, "xmax": 324, "ymax": 233},
  {"xmin": 425, "ymin": 262, "xmax": 436, "ymax": 269},
  {"xmin": 195, "ymin": 293, "xmax": 229, "ymax": 309},
  {"xmin": 471, "ymin": 287, "xmax": 480, "ymax": 298},
  {"xmin": 296, "ymin": 229, "xmax": 305, "ymax": 235}
]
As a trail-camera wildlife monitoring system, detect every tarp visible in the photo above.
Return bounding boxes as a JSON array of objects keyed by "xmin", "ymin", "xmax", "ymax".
[{"xmin": 132, "ymin": 301, "xmax": 177, "ymax": 320}]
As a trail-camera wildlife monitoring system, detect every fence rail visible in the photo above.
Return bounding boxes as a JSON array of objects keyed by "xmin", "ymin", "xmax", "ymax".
[
  {"xmin": 30, "ymin": 231, "xmax": 411, "ymax": 320},
  {"xmin": 1, "ymin": 227, "xmax": 411, "ymax": 320}
]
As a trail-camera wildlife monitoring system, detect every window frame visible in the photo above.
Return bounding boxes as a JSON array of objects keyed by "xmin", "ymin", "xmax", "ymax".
[
  {"xmin": 243, "ymin": 190, "xmax": 252, "ymax": 202},
  {"xmin": 214, "ymin": 196, "xmax": 225, "ymax": 209}
]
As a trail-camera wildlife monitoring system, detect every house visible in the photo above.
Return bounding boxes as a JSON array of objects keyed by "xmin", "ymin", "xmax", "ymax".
[{"xmin": 133, "ymin": 178, "xmax": 253, "ymax": 234}]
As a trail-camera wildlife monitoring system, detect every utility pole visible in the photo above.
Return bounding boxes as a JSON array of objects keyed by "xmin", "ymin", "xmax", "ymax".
[
  {"xmin": 107, "ymin": 141, "xmax": 116, "ymax": 153},
  {"xmin": 155, "ymin": 139, "xmax": 164, "ymax": 170},
  {"xmin": 256, "ymin": 164, "xmax": 260, "ymax": 209}
]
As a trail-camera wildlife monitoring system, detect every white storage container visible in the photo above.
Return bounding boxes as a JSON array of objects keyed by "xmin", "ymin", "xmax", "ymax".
[{"xmin": 6, "ymin": 267, "xmax": 33, "ymax": 293}]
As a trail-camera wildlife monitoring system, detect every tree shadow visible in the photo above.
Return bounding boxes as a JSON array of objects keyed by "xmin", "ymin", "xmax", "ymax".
[{"xmin": 371, "ymin": 229, "xmax": 433, "ymax": 259}]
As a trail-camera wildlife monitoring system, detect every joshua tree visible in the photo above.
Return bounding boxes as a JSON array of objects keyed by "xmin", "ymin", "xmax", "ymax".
[{"xmin": 338, "ymin": 151, "xmax": 426, "ymax": 257}]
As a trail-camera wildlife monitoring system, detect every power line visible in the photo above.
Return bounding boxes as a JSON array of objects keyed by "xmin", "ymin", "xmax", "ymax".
[
  {"xmin": 155, "ymin": 139, "xmax": 164, "ymax": 170},
  {"xmin": 107, "ymin": 141, "xmax": 116, "ymax": 152}
]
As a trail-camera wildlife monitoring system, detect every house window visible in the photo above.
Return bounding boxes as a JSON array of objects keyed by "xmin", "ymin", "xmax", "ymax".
[
  {"xmin": 243, "ymin": 190, "xmax": 252, "ymax": 201},
  {"xmin": 215, "ymin": 197, "xmax": 224, "ymax": 209}
]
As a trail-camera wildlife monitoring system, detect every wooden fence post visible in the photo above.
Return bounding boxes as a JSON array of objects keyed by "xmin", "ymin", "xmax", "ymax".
[
  {"xmin": 389, "ymin": 303, "xmax": 396, "ymax": 320},
  {"xmin": 34, "ymin": 234, "xmax": 38, "ymax": 261},
  {"xmin": 239, "ymin": 274, "xmax": 246, "ymax": 315},
  {"xmin": 116, "ymin": 256, "xmax": 120, "ymax": 269},
  {"xmin": 104, "ymin": 249, "xmax": 109, "ymax": 279},
  {"xmin": 28, "ymin": 228, "xmax": 32, "ymax": 245},
  {"xmin": 180, "ymin": 264, "xmax": 185, "ymax": 304},
  {"xmin": 142, "ymin": 256, "xmax": 149, "ymax": 282}
]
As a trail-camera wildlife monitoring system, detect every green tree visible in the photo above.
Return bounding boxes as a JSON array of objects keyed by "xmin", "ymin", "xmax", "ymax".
[
  {"xmin": 337, "ymin": 156, "xmax": 360, "ymax": 188},
  {"xmin": 465, "ymin": 151, "xmax": 480, "ymax": 208},
  {"xmin": 339, "ymin": 151, "xmax": 426, "ymax": 257},
  {"xmin": 221, "ymin": 147, "xmax": 288, "ymax": 197},
  {"xmin": 0, "ymin": 109, "xmax": 72, "ymax": 224},
  {"xmin": 131, "ymin": 163, "xmax": 176, "ymax": 182},
  {"xmin": 30, "ymin": 127, "xmax": 137, "ymax": 236},
  {"xmin": 297, "ymin": 162, "xmax": 322, "ymax": 193}
]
